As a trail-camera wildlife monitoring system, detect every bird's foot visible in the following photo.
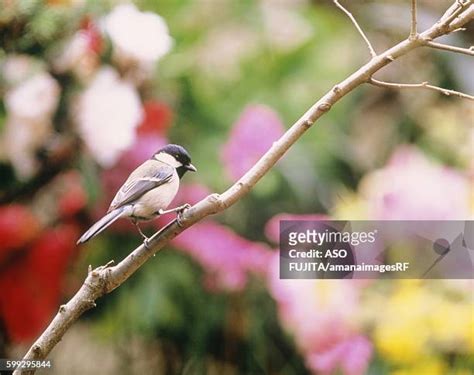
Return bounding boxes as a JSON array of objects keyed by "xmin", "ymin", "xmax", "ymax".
[
  {"xmin": 177, "ymin": 203, "xmax": 191, "ymax": 212},
  {"xmin": 176, "ymin": 204, "xmax": 191, "ymax": 227},
  {"xmin": 158, "ymin": 203, "xmax": 191, "ymax": 216},
  {"xmin": 143, "ymin": 237, "xmax": 152, "ymax": 250},
  {"xmin": 94, "ymin": 260, "xmax": 115, "ymax": 272},
  {"xmin": 134, "ymin": 221, "xmax": 151, "ymax": 246}
]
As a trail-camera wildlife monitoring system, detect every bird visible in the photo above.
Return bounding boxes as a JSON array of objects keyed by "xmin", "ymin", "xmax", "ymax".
[{"xmin": 77, "ymin": 144, "xmax": 196, "ymax": 246}]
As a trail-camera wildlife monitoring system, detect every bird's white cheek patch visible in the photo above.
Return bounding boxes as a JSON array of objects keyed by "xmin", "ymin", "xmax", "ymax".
[{"xmin": 154, "ymin": 153, "xmax": 182, "ymax": 168}]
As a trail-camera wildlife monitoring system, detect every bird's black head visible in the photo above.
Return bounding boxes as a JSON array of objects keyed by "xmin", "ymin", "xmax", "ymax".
[{"xmin": 154, "ymin": 144, "xmax": 197, "ymax": 178}]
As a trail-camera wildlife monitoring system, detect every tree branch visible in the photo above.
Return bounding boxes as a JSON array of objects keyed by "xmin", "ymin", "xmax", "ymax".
[
  {"xmin": 410, "ymin": 0, "xmax": 418, "ymax": 40},
  {"xmin": 14, "ymin": 2, "xmax": 474, "ymax": 374},
  {"xmin": 369, "ymin": 78, "xmax": 474, "ymax": 101},
  {"xmin": 425, "ymin": 41, "xmax": 474, "ymax": 56},
  {"xmin": 333, "ymin": 0, "xmax": 377, "ymax": 57},
  {"xmin": 440, "ymin": 0, "xmax": 472, "ymax": 26}
]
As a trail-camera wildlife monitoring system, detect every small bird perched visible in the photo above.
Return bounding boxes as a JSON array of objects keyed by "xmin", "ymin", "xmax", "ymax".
[{"xmin": 77, "ymin": 144, "xmax": 196, "ymax": 246}]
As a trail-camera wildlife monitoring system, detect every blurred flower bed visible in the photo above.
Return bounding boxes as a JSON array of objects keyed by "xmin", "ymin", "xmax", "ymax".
[{"xmin": 0, "ymin": 1, "xmax": 473, "ymax": 374}]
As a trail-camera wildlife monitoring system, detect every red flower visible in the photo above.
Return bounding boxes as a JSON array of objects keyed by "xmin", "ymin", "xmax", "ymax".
[
  {"xmin": 58, "ymin": 172, "xmax": 88, "ymax": 218},
  {"xmin": 0, "ymin": 224, "xmax": 79, "ymax": 342},
  {"xmin": 80, "ymin": 16, "xmax": 103, "ymax": 54},
  {"xmin": 0, "ymin": 205, "xmax": 40, "ymax": 263},
  {"xmin": 138, "ymin": 101, "xmax": 173, "ymax": 135}
]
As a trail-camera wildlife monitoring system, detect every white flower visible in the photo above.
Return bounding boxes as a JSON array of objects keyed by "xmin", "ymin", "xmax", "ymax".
[
  {"xmin": 5, "ymin": 72, "xmax": 60, "ymax": 121},
  {"xmin": 1, "ymin": 54, "xmax": 40, "ymax": 87},
  {"xmin": 3, "ymin": 117, "xmax": 53, "ymax": 179},
  {"xmin": 102, "ymin": 4, "xmax": 173, "ymax": 65},
  {"xmin": 54, "ymin": 33, "xmax": 88, "ymax": 72},
  {"xmin": 262, "ymin": 3, "xmax": 312, "ymax": 52},
  {"xmin": 53, "ymin": 32, "xmax": 98, "ymax": 81},
  {"xmin": 75, "ymin": 67, "xmax": 143, "ymax": 167},
  {"xmin": 2, "ymin": 71, "xmax": 59, "ymax": 179},
  {"xmin": 196, "ymin": 25, "xmax": 258, "ymax": 80}
]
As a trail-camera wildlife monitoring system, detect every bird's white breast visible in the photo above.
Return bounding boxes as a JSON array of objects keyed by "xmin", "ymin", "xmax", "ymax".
[{"xmin": 132, "ymin": 169, "xmax": 179, "ymax": 219}]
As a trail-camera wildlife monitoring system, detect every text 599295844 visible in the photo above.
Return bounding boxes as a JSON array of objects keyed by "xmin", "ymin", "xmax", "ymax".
[{"xmin": 0, "ymin": 359, "xmax": 52, "ymax": 371}]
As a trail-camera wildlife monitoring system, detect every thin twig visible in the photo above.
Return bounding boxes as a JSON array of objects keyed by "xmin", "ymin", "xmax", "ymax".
[
  {"xmin": 333, "ymin": 0, "xmax": 377, "ymax": 57},
  {"xmin": 14, "ymin": 2, "xmax": 474, "ymax": 374},
  {"xmin": 426, "ymin": 41, "xmax": 474, "ymax": 56},
  {"xmin": 370, "ymin": 78, "xmax": 474, "ymax": 101},
  {"xmin": 441, "ymin": 0, "xmax": 472, "ymax": 25},
  {"xmin": 410, "ymin": 0, "xmax": 418, "ymax": 39}
]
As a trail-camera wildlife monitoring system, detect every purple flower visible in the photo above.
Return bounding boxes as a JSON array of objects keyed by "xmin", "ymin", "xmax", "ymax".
[{"xmin": 221, "ymin": 105, "xmax": 285, "ymax": 180}]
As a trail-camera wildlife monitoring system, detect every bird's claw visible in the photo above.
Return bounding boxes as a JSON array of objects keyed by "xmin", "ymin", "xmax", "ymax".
[
  {"xmin": 143, "ymin": 238, "xmax": 151, "ymax": 250},
  {"xmin": 178, "ymin": 203, "xmax": 191, "ymax": 213},
  {"xmin": 176, "ymin": 204, "xmax": 191, "ymax": 227}
]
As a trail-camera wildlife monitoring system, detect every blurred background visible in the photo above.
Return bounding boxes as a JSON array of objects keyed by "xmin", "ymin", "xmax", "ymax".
[{"xmin": 0, "ymin": 1, "xmax": 473, "ymax": 374}]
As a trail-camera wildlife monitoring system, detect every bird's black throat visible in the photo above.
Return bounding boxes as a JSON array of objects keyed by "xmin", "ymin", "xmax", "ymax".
[{"xmin": 176, "ymin": 166, "xmax": 188, "ymax": 179}]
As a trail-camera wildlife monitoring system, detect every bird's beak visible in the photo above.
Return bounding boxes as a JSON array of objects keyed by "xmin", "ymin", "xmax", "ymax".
[{"xmin": 186, "ymin": 163, "xmax": 197, "ymax": 172}]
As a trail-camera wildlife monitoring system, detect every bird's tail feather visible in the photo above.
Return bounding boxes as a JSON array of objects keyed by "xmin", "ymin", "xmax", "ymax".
[{"xmin": 77, "ymin": 207, "xmax": 127, "ymax": 245}]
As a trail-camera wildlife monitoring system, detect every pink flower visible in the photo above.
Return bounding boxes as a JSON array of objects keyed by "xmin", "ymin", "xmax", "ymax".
[
  {"xmin": 221, "ymin": 105, "xmax": 285, "ymax": 180},
  {"xmin": 267, "ymin": 254, "xmax": 372, "ymax": 374},
  {"xmin": 361, "ymin": 146, "xmax": 470, "ymax": 219},
  {"xmin": 306, "ymin": 335, "xmax": 372, "ymax": 375},
  {"xmin": 172, "ymin": 221, "xmax": 273, "ymax": 291}
]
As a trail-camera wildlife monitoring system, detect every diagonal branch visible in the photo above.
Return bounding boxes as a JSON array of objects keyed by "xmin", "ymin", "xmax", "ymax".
[
  {"xmin": 333, "ymin": 0, "xmax": 377, "ymax": 57},
  {"xmin": 369, "ymin": 78, "xmax": 474, "ymax": 101},
  {"xmin": 440, "ymin": 0, "xmax": 472, "ymax": 26},
  {"xmin": 14, "ymin": 2, "xmax": 474, "ymax": 374}
]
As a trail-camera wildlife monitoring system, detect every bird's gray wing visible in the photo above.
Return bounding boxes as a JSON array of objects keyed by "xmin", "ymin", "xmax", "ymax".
[{"xmin": 108, "ymin": 165, "xmax": 174, "ymax": 212}]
